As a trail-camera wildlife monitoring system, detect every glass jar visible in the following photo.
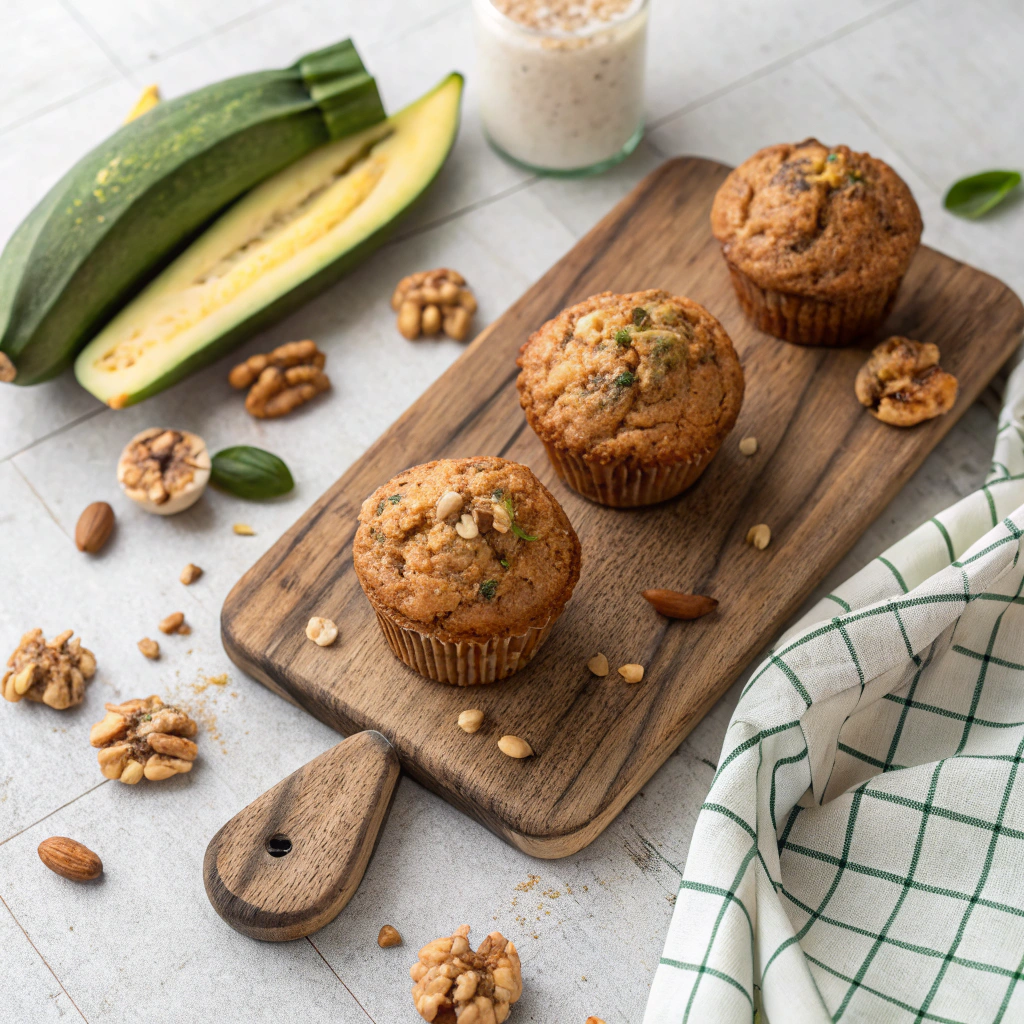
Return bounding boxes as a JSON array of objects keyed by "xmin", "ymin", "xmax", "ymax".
[{"xmin": 472, "ymin": 0, "xmax": 649, "ymax": 176}]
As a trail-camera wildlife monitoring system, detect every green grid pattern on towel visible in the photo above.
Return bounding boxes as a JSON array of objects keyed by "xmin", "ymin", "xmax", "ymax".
[{"xmin": 645, "ymin": 358, "xmax": 1024, "ymax": 1024}]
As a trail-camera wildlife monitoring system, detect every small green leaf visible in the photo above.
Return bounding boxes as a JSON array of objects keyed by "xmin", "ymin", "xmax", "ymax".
[
  {"xmin": 376, "ymin": 500, "xmax": 385, "ymax": 516},
  {"xmin": 944, "ymin": 170, "xmax": 1022, "ymax": 219},
  {"xmin": 480, "ymin": 579, "xmax": 498, "ymax": 600},
  {"xmin": 614, "ymin": 370, "xmax": 636, "ymax": 388},
  {"xmin": 511, "ymin": 522, "xmax": 538, "ymax": 542},
  {"xmin": 500, "ymin": 558, "xmax": 510, "ymax": 569},
  {"xmin": 632, "ymin": 307, "xmax": 650, "ymax": 328},
  {"xmin": 492, "ymin": 489, "xmax": 504, "ymax": 500},
  {"xmin": 211, "ymin": 446, "xmax": 294, "ymax": 500},
  {"xmin": 826, "ymin": 152, "xmax": 838, "ymax": 162},
  {"xmin": 614, "ymin": 328, "xmax": 631, "ymax": 346},
  {"xmin": 388, "ymin": 493, "xmax": 402, "ymax": 505}
]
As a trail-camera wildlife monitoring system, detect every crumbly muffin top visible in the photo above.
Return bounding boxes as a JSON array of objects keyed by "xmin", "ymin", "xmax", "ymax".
[
  {"xmin": 353, "ymin": 458, "xmax": 581, "ymax": 643},
  {"xmin": 516, "ymin": 290, "xmax": 744, "ymax": 464},
  {"xmin": 710, "ymin": 139, "xmax": 922, "ymax": 298}
]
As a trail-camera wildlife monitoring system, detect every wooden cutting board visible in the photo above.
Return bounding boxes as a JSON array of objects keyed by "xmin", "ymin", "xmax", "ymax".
[{"xmin": 222, "ymin": 157, "xmax": 1024, "ymax": 859}]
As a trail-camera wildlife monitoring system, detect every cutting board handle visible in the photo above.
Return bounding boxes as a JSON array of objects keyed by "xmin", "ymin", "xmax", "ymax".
[{"xmin": 203, "ymin": 730, "xmax": 400, "ymax": 941}]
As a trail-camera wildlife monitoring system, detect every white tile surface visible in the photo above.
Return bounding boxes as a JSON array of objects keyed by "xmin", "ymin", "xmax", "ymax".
[{"xmin": 2, "ymin": 0, "xmax": 1023, "ymax": 1019}]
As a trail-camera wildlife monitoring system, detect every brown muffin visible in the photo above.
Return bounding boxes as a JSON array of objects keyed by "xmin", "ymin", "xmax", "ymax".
[
  {"xmin": 353, "ymin": 457, "xmax": 581, "ymax": 685},
  {"xmin": 711, "ymin": 139, "xmax": 923, "ymax": 346},
  {"xmin": 516, "ymin": 290, "xmax": 744, "ymax": 507}
]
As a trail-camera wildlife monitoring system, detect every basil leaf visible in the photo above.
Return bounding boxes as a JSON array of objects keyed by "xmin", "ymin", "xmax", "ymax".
[
  {"xmin": 944, "ymin": 170, "xmax": 1021, "ymax": 219},
  {"xmin": 211, "ymin": 446, "xmax": 294, "ymax": 500}
]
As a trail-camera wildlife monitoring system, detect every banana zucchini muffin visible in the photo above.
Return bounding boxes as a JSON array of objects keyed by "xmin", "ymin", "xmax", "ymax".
[
  {"xmin": 353, "ymin": 457, "xmax": 581, "ymax": 685},
  {"xmin": 516, "ymin": 290, "xmax": 744, "ymax": 507},
  {"xmin": 711, "ymin": 139, "xmax": 923, "ymax": 346}
]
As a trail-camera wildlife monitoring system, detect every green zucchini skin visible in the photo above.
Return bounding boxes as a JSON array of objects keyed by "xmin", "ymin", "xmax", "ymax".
[
  {"xmin": 104, "ymin": 76, "xmax": 465, "ymax": 407},
  {"xmin": 0, "ymin": 40, "xmax": 383, "ymax": 386}
]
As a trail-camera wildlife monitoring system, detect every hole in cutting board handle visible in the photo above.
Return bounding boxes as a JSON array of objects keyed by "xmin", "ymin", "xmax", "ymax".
[{"xmin": 266, "ymin": 834, "xmax": 292, "ymax": 857}]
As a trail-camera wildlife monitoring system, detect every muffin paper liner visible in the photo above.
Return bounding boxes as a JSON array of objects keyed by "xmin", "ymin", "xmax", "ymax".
[
  {"xmin": 372, "ymin": 608, "xmax": 555, "ymax": 686},
  {"xmin": 542, "ymin": 442, "xmax": 715, "ymax": 508},
  {"xmin": 725, "ymin": 261, "xmax": 903, "ymax": 347}
]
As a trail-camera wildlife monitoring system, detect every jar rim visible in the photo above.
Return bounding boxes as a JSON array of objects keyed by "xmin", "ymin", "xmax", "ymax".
[{"xmin": 472, "ymin": 0, "xmax": 649, "ymax": 41}]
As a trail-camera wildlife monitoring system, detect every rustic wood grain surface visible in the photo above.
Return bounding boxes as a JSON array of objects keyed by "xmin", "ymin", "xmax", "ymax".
[
  {"xmin": 204, "ymin": 731, "xmax": 400, "ymax": 941},
  {"xmin": 221, "ymin": 156, "xmax": 1024, "ymax": 859}
]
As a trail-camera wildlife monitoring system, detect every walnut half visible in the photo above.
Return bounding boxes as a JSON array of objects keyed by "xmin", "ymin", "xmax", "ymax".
[
  {"xmin": 855, "ymin": 336, "xmax": 958, "ymax": 427},
  {"xmin": 90, "ymin": 695, "xmax": 198, "ymax": 784},
  {"xmin": 2, "ymin": 629, "xmax": 96, "ymax": 710},
  {"xmin": 410, "ymin": 925, "xmax": 522, "ymax": 1023}
]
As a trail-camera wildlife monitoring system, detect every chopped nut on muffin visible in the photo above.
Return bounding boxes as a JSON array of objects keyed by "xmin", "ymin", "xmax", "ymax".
[
  {"xmin": 517, "ymin": 290, "xmax": 744, "ymax": 506},
  {"xmin": 2, "ymin": 629, "xmax": 96, "ymax": 709},
  {"xmin": 711, "ymin": 140, "xmax": 923, "ymax": 346},
  {"xmin": 89, "ymin": 695, "xmax": 198, "ymax": 784},
  {"xmin": 353, "ymin": 458, "xmax": 581, "ymax": 685},
  {"xmin": 855, "ymin": 336, "xmax": 958, "ymax": 427},
  {"xmin": 410, "ymin": 924, "xmax": 522, "ymax": 1023}
]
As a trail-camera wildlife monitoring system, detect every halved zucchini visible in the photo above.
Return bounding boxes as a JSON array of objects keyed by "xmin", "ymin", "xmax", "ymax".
[{"xmin": 75, "ymin": 73, "xmax": 463, "ymax": 407}]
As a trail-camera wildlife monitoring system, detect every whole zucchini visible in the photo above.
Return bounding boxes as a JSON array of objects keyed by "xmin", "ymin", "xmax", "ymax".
[{"xmin": 0, "ymin": 39, "xmax": 384, "ymax": 386}]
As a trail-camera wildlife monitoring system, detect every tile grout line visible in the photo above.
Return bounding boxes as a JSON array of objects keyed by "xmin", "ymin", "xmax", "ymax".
[
  {"xmin": 1, "ymin": 406, "xmax": 106, "ymax": 466},
  {"xmin": 0, "ymin": 780, "xmax": 109, "ymax": 849},
  {"xmin": 647, "ymin": 0, "xmax": 920, "ymax": 133},
  {"xmin": 0, "ymin": 76, "xmax": 122, "ymax": 141},
  {"xmin": 0, "ymin": 892, "xmax": 91, "ymax": 1022},
  {"xmin": 306, "ymin": 936, "xmax": 379, "ymax": 1023},
  {"xmin": 10, "ymin": 462, "xmax": 73, "ymax": 544},
  {"xmin": 56, "ymin": 0, "xmax": 136, "ymax": 84}
]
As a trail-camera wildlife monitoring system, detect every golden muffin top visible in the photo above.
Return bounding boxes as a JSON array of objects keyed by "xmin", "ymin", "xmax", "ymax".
[
  {"xmin": 516, "ymin": 290, "xmax": 744, "ymax": 465},
  {"xmin": 710, "ymin": 139, "xmax": 922, "ymax": 298},
  {"xmin": 353, "ymin": 457, "xmax": 581, "ymax": 642}
]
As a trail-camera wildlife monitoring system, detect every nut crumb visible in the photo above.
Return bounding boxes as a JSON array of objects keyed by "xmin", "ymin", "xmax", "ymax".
[
  {"xmin": 746, "ymin": 524, "xmax": 771, "ymax": 550},
  {"xmin": 739, "ymin": 436, "xmax": 758, "ymax": 456},
  {"xmin": 586, "ymin": 1018, "xmax": 608, "ymax": 1024},
  {"xmin": 158, "ymin": 611, "xmax": 189, "ymax": 635},
  {"xmin": 378, "ymin": 924, "xmax": 402, "ymax": 947},
  {"xmin": 498, "ymin": 735, "xmax": 533, "ymax": 758},
  {"xmin": 587, "ymin": 653, "xmax": 609, "ymax": 677},
  {"xmin": 137, "ymin": 638, "xmax": 160, "ymax": 660},
  {"xmin": 305, "ymin": 617, "xmax": 338, "ymax": 647},
  {"xmin": 458, "ymin": 709, "xmax": 484, "ymax": 733},
  {"xmin": 233, "ymin": 523, "xmax": 255, "ymax": 536},
  {"xmin": 617, "ymin": 663, "xmax": 644, "ymax": 684},
  {"xmin": 180, "ymin": 563, "xmax": 203, "ymax": 585}
]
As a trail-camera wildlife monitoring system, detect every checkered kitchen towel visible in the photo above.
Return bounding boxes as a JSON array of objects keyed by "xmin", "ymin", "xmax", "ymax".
[{"xmin": 645, "ymin": 355, "xmax": 1024, "ymax": 1024}]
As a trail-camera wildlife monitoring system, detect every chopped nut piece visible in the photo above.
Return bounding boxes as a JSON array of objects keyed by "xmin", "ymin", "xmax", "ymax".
[
  {"xmin": 746, "ymin": 524, "xmax": 771, "ymax": 550},
  {"xmin": 179, "ymin": 563, "xmax": 203, "ymax": 585},
  {"xmin": 472, "ymin": 504, "xmax": 494, "ymax": 533},
  {"xmin": 642, "ymin": 590, "xmax": 718, "ymax": 619},
  {"xmin": 75, "ymin": 501, "xmax": 115, "ymax": 553},
  {"xmin": 378, "ymin": 924, "xmax": 403, "ymax": 948},
  {"xmin": 117, "ymin": 428, "xmax": 210, "ymax": 515},
  {"xmin": 739, "ymin": 436, "xmax": 758, "ymax": 456},
  {"xmin": 233, "ymin": 523, "xmax": 255, "ymax": 536},
  {"xmin": 491, "ymin": 501, "xmax": 512, "ymax": 534},
  {"xmin": 587, "ymin": 653, "xmax": 609, "ymax": 677},
  {"xmin": 90, "ymin": 695, "xmax": 198, "ymax": 784},
  {"xmin": 410, "ymin": 925, "xmax": 522, "ymax": 1024},
  {"xmin": 585, "ymin": 1018, "xmax": 608, "ymax": 1024},
  {"xmin": 2, "ymin": 629, "xmax": 96, "ymax": 709},
  {"xmin": 158, "ymin": 612, "xmax": 189, "ymax": 635},
  {"xmin": 618, "ymin": 664, "xmax": 644, "ymax": 684},
  {"xmin": 228, "ymin": 340, "xmax": 324, "ymax": 389},
  {"xmin": 458, "ymin": 709, "xmax": 485, "ymax": 733},
  {"xmin": 498, "ymin": 735, "xmax": 533, "ymax": 758},
  {"xmin": 455, "ymin": 513, "xmax": 480, "ymax": 540},
  {"xmin": 137, "ymin": 638, "xmax": 160, "ymax": 660},
  {"xmin": 435, "ymin": 490, "xmax": 464, "ymax": 521},
  {"xmin": 393, "ymin": 269, "xmax": 476, "ymax": 343},
  {"xmin": 306, "ymin": 617, "xmax": 339, "ymax": 647},
  {"xmin": 38, "ymin": 837, "xmax": 102, "ymax": 882},
  {"xmin": 855, "ymin": 336, "xmax": 958, "ymax": 427}
]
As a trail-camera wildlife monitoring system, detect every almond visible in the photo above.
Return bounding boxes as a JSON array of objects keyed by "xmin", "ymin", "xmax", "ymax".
[
  {"xmin": 38, "ymin": 836, "xmax": 102, "ymax": 882},
  {"xmin": 642, "ymin": 590, "xmax": 718, "ymax": 620},
  {"xmin": 75, "ymin": 501, "xmax": 115, "ymax": 554}
]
